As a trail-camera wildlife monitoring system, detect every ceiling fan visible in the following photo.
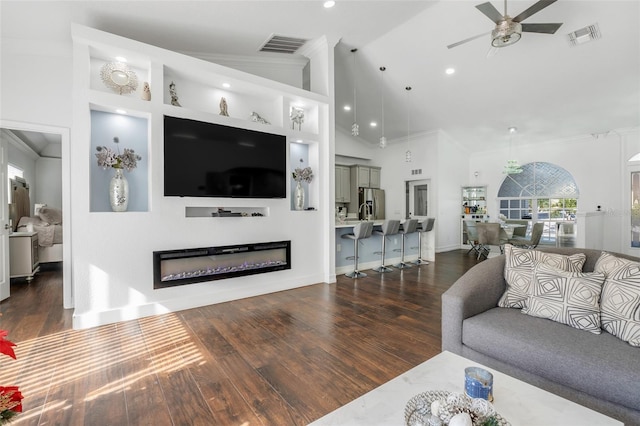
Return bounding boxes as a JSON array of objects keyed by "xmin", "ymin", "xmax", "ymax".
[{"xmin": 447, "ymin": 0, "xmax": 563, "ymax": 50}]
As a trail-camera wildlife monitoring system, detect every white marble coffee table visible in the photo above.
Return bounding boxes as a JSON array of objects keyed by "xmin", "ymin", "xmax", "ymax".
[{"xmin": 308, "ymin": 351, "xmax": 622, "ymax": 426}]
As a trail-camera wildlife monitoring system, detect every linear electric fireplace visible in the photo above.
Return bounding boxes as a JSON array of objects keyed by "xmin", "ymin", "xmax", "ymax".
[{"xmin": 153, "ymin": 240, "xmax": 291, "ymax": 289}]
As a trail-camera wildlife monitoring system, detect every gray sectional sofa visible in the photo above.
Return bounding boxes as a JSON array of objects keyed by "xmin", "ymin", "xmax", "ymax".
[{"xmin": 442, "ymin": 247, "xmax": 640, "ymax": 425}]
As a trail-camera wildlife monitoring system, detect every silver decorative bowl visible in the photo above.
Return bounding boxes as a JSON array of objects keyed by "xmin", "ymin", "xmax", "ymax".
[{"xmin": 404, "ymin": 390, "xmax": 510, "ymax": 426}]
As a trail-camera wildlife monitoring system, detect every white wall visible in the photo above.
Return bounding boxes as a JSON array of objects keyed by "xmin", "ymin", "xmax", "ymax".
[
  {"xmin": 437, "ymin": 131, "xmax": 470, "ymax": 251},
  {"xmin": 335, "ymin": 127, "xmax": 376, "ymax": 161},
  {"xmin": 35, "ymin": 157, "xmax": 62, "ymax": 210},
  {"xmin": 0, "ymin": 40, "xmax": 72, "ymax": 128},
  {"xmin": 193, "ymin": 54, "xmax": 307, "ymax": 89}
]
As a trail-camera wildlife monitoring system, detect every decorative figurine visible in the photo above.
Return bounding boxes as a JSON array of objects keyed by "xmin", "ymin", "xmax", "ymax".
[
  {"xmin": 290, "ymin": 106, "xmax": 304, "ymax": 131},
  {"xmin": 169, "ymin": 81, "xmax": 181, "ymax": 106},
  {"xmin": 250, "ymin": 112, "xmax": 270, "ymax": 125},
  {"xmin": 219, "ymin": 97, "xmax": 229, "ymax": 116},
  {"xmin": 141, "ymin": 82, "xmax": 151, "ymax": 101}
]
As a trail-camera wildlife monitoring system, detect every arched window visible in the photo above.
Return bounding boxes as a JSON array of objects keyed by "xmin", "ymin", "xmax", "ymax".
[{"xmin": 498, "ymin": 162, "xmax": 579, "ymax": 245}]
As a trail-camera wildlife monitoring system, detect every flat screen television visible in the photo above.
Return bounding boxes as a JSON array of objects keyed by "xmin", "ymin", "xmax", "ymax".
[{"xmin": 164, "ymin": 116, "xmax": 287, "ymax": 198}]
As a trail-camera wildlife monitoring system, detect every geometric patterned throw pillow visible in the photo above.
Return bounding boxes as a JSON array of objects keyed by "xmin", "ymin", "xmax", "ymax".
[
  {"xmin": 594, "ymin": 252, "xmax": 640, "ymax": 347},
  {"xmin": 522, "ymin": 263, "xmax": 605, "ymax": 334},
  {"xmin": 499, "ymin": 244, "xmax": 587, "ymax": 309}
]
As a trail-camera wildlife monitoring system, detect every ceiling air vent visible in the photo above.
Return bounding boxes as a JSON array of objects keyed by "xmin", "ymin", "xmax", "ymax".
[
  {"xmin": 259, "ymin": 35, "xmax": 309, "ymax": 54},
  {"xmin": 567, "ymin": 23, "xmax": 601, "ymax": 46}
]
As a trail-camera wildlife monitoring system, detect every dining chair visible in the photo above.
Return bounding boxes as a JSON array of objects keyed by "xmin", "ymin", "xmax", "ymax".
[
  {"xmin": 463, "ymin": 220, "xmax": 482, "ymax": 256},
  {"xmin": 476, "ymin": 222, "xmax": 507, "ymax": 260},
  {"xmin": 508, "ymin": 222, "xmax": 544, "ymax": 249},
  {"xmin": 505, "ymin": 219, "xmax": 528, "ymax": 237}
]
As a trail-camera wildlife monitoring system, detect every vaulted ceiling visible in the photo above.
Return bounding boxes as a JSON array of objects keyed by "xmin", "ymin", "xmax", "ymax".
[{"xmin": 2, "ymin": 1, "xmax": 639, "ymax": 154}]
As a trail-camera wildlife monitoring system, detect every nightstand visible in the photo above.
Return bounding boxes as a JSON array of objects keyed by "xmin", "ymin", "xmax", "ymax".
[{"xmin": 9, "ymin": 231, "xmax": 40, "ymax": 281}]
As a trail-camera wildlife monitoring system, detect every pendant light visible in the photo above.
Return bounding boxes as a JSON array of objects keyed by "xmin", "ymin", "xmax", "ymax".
[
  {"xmin": 405, "ymin": 86, "xmax": 412, "ymax": 162},
  {"xmin": 379, "ymin": 66, "xmax": 387, "ymax": 149},
  {"xmin": 350, "ymin": 48, "xmax": 359, "ymax": 137},
  {"xmin": 503, "ymin": 126, "xmax": 523, "ymax": 174}
]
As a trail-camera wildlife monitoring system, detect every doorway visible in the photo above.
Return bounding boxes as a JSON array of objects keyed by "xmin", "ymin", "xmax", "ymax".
[
  {"xmin": 0, "ymin": 120, "xmax": 72, "ymax": 308},
  {"xmin": 406, "ymin": 179, "xmax": 430, "ymax": 220}
]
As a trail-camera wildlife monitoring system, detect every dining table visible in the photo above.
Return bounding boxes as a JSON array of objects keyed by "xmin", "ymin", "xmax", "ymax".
[{"xmin": 500, "ymin": 223, "xmax": 527, "ymax": 239}]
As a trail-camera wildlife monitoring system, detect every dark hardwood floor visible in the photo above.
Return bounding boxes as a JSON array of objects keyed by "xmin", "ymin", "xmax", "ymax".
[{"xmin": 0, "ymin": 250, "xmax": 480, "ymax": 425}]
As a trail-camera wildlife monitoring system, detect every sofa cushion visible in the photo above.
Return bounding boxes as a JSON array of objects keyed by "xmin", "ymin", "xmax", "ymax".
[
  {"xmin": 462, "ymin": 307, "xmax": 640, "ymax": 411},
  {"xmin": 594, "ymin": 252, "xmax": 640, "ymax": 347},
  {"xmin": 499, "ymin": 244, "xmax": 587, "ymax": 309},
  {"xmin": 522, "ymin": 263, "xmax": 605, "ymax": 334}
]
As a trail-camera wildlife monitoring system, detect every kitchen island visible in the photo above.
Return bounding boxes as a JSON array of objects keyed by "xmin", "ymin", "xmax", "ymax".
[{"xmin": 335, "ymin": 220, "xmax": 435, "ymax": 276}]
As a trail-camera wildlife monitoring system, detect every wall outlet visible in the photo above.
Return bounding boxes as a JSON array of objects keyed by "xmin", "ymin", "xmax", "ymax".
[{"xmin": 337, "ymin": 244, "xmax": 341, "ymax": 252}]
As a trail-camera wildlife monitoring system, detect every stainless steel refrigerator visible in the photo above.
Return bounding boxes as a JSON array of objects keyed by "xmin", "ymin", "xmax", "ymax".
[{"xmin": 358, "ymin": 188, "xmax": 385, "ymax": 220}]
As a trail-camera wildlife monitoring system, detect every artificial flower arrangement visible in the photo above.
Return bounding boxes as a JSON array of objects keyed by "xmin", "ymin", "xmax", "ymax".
[
  {"xmin": 292, "ymin": 159, "xmax": 313, "ymax": 183},
  {"xmin": 95, "ymin": 137, "xmax": 142, "ymax": 171},
  {"xmin": 0, "ymin": 325, "xmax": 23, "ymax": 423}
]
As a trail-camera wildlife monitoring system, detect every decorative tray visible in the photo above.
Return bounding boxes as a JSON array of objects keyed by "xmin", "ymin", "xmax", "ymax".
[{"xmin": 404, "ymin": 390, "xmax": 511, "ymax": 426}]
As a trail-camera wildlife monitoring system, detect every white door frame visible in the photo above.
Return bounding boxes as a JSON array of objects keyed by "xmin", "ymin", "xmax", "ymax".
[
  {"xmin": 0, "ymin": 120, "xmax": 73, "ymax": 309},
  {"xmin": 406, "ymin": 179, "xmax": 431, "ymax": 220},
  {"xmin": 0, "ymin": 134, "xmax": 9, "ymax": 301}
]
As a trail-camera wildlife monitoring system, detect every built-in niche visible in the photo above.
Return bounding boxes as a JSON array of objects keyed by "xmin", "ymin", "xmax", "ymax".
[
  {"xmin": 290, "ymin": 141, "xmax": 312, "ymax": 210},
  {"xmin": 90, "ymin": 110, "xmax": 149, "ymax": 212}
]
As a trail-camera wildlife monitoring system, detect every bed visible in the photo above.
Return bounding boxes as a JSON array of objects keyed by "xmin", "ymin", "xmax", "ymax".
[{"xmin": 10, "ymin": 178, "xmax": 63, "ymax": 263}]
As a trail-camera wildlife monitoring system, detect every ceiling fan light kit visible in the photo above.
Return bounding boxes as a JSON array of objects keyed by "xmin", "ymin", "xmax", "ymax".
[
  {"xmin": 491, "ymin": 19, "xmax": 522, "ymax": 47},
  {"xmin": 448, "ymin": 0, "xmax": 562, "ymax": 50}
]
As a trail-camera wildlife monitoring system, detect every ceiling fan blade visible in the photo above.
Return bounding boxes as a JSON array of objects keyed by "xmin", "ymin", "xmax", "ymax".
[
  {"xmin": 521, "ymin": 23, "xmax": 563, "ymax": 34},
  {"xmin": 475, "ymin": 2, "xmax": 504, "ymax": 24},
  {"xmin": 513, "ymin": 0, "xmax": 557, "ymax": 22},
  {"xmin": 447, "ymin": 31, "xmax": 493, "ymax": 49}
]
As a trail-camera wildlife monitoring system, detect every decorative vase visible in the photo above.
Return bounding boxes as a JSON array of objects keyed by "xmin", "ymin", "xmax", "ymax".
[
  {"xmin": 295, "ymin": 181, "xmax": 304, "ymax": 211},
  {"xmin": 109, "ymin": 168, "xmax": 129, "ymax": 212},
  {"xmin": 141, "ymin": 81, "xmax": 151, "ymax": 101}
]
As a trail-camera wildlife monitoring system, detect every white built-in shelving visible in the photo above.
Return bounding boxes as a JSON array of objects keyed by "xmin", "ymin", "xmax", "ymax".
[
  {"xmin": 80, "ymin": 24, "xmax": 326, "ymax": 213},
  {"xmin": 71, "ymin": 23, "xmax": 333, "ymax": 329}
]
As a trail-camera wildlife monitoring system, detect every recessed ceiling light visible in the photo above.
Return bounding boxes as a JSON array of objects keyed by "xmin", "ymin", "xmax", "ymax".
[
  {"xmin": 115, "ymin": 56, "xmax": 127, "ymax": 63},
  {"xmin": 508, "ymin": 126, "xmax": 518, "ymax": 134},
  {"xmin": 116, "ymin": 109, "xmax": 127, "ymax": 114},
  {"xmin": 370, "ymin": 122, "xmax": 377, "ymax": 127},
  {"xmin": 445, "ymin": 67, "xmax": 456, "ymax": 75},
  {"xmin": 222, "ymin": 83, "xmax": 231, "ymax": 88},
  {"xmin": 344, "ymin": 105, "xmax": 351, "ymax": 111},
  {"xmin": 324, "ymin": 0, "xmax": 335, "ymax": 8}
]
